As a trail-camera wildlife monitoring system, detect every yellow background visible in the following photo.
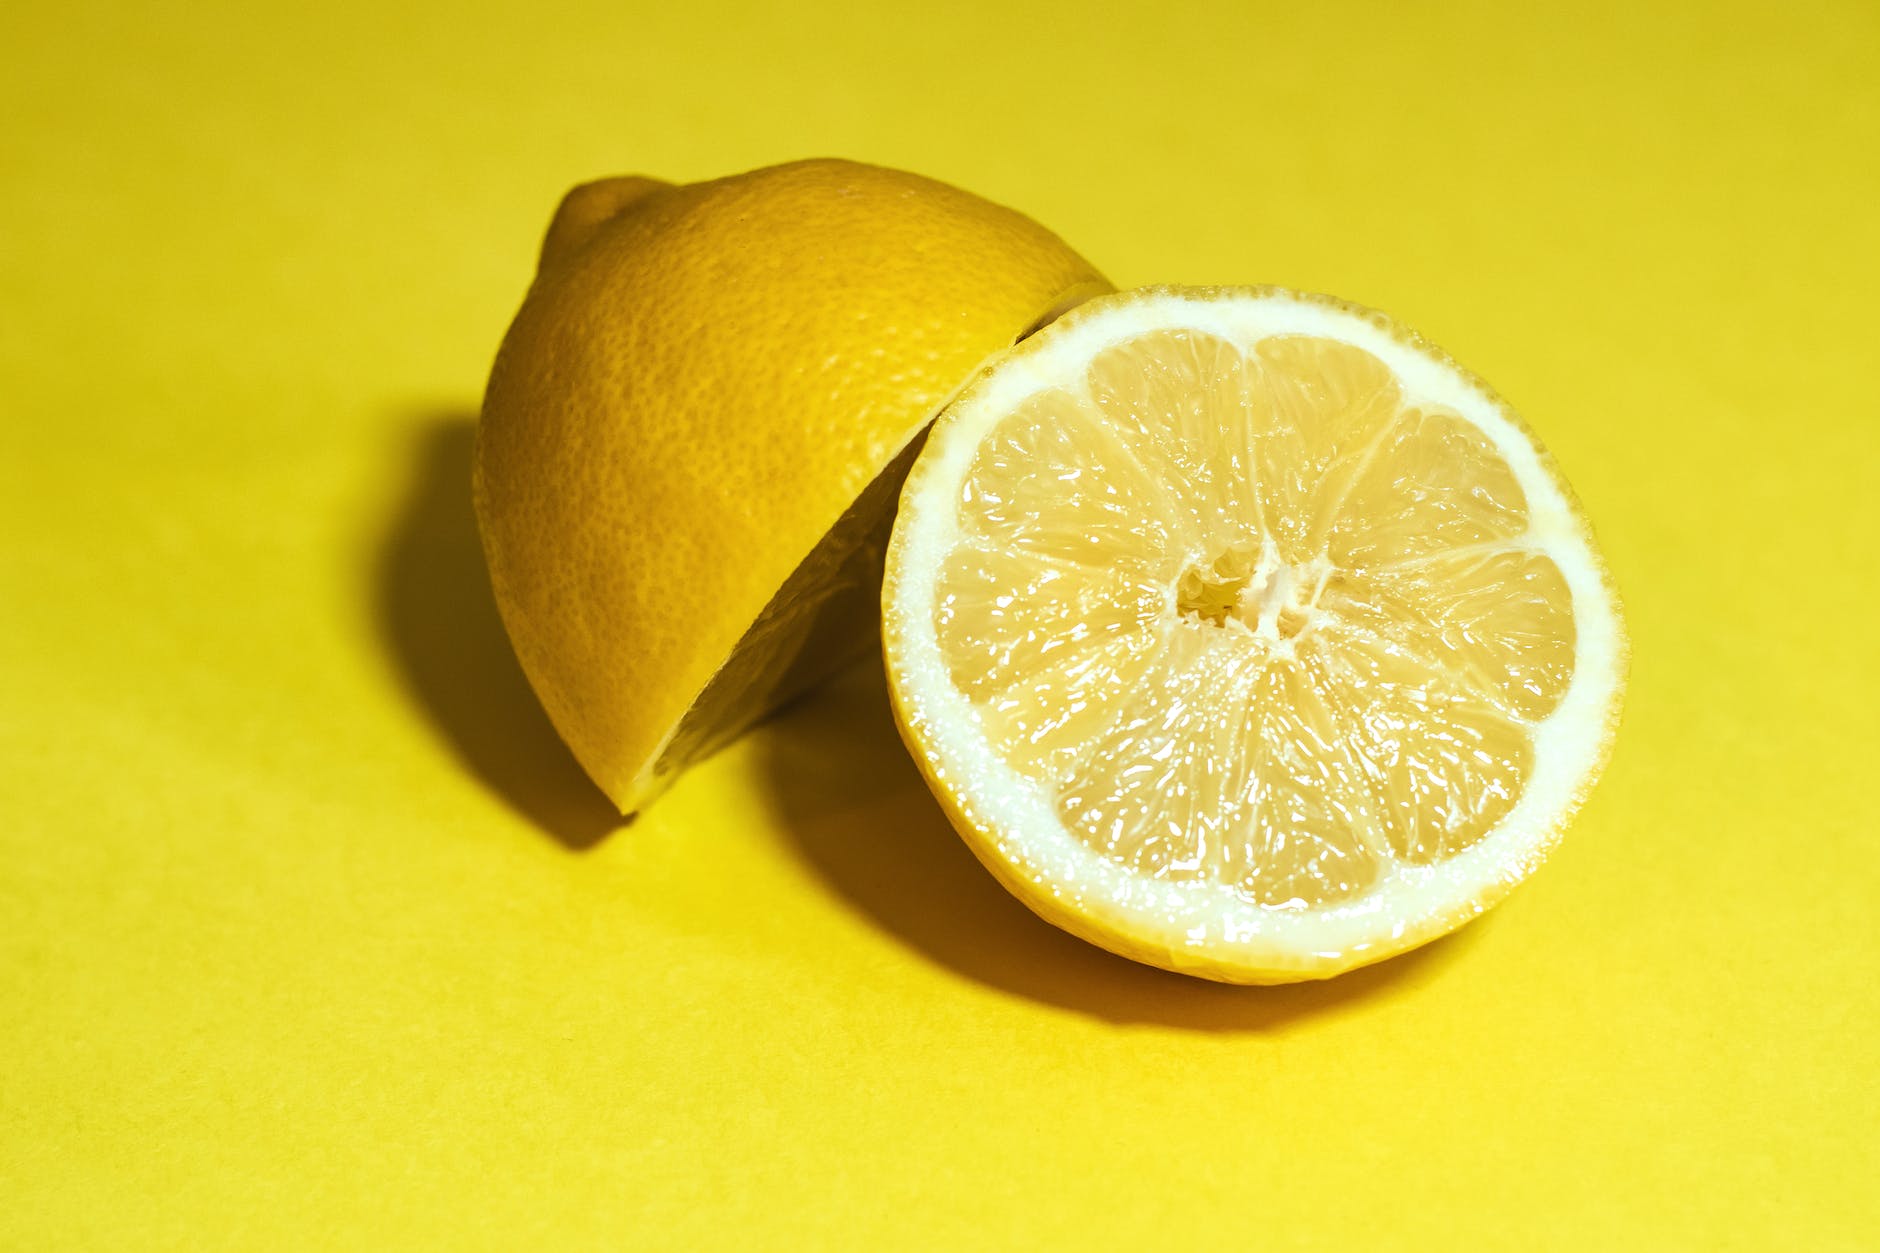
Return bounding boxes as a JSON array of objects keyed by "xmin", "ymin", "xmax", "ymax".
[{"xmin": 5, "ymin": 1, "xmax": 1876, "ymax": 1246}]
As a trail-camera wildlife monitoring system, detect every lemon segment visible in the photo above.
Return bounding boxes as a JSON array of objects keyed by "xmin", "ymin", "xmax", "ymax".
[{"xmin": 884, "ymin": 287, "xmax": 1625, "ymax": 982}]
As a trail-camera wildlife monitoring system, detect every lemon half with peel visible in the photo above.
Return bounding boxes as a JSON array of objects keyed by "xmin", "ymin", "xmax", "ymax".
[
  {"xmin": 883, "ymin": 287, "xmax": 1626, "ymax": 983},
  {"xmin": 475, "ymin": 160, "xmax": 1106, "ymax": 814}
]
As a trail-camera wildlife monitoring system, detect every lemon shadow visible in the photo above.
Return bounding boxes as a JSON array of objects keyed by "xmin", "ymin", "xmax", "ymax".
[
  {"xmin": 373, "ymin": 411, "xmax": 621, "ymax": 849},
  {"xmin": 371, "ymin": 409, "xmax": 1485, "ymax": 1018},
  {"xmin": 756, "ymin": 664, "xmax": 1487, "ymax": 1031}
]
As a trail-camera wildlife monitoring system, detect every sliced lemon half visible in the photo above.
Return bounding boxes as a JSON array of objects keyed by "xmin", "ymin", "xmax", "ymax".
[
  {"xmin": 882, "ymin": 286, "xmax": 1626, "ymax": 983},
  {"xmin": 474, "ymin": 160, "xmax": 1105, "ymax": 814}
]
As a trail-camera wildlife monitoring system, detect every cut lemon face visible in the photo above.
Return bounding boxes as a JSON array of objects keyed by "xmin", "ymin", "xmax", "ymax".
[{"xmin": 882, "ymin": 287, "xmax": 1626, "ymax": 983}]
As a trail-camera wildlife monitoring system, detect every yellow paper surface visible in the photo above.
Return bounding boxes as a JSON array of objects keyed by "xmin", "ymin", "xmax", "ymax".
[{"xmin": 4, "ymin": 1, "xmax": 1876, "ymax": 1246}]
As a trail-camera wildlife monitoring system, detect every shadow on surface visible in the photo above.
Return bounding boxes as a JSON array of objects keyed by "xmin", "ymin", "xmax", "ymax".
[
  {"xmin": 374, "ymin": 412, "xmax": 621, "ymax": 849},
  {"xmin": 373, "ymin": 410, "xmax": 1481, "ymax": 1020},
  {"xmin": 759, "ymin": 665, "xmax": 1485, "ymax": 1031}
]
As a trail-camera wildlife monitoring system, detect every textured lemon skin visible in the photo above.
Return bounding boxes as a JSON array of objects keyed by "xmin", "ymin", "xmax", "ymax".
[
  {"xmin": 881, "ymin": 286, "xmax": 1628, "ymax": 984},
  {"xmin": 475, "ymin": 160, "xmax": 1108, "ymax": 812}
]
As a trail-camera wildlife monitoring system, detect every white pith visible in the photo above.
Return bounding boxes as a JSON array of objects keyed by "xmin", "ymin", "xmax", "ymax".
[{"xmin": 885, "ymin": 288, "xmax": 1625, "ymax": 974}]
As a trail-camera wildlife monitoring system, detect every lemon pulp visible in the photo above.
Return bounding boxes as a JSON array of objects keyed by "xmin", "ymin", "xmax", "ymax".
[{"xmin": 886, "ymin": 287, "xmax": 1624, "ymax": 979}]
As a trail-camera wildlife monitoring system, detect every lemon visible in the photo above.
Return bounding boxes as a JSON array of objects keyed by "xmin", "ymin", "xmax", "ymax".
[
  {"xmin": 475, "ymin": 160, "xmax": 1107, "ymax": 813},
  {"xmin": 882, "ymin": 287, "xmax": 1626, "ymax": 982}
]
